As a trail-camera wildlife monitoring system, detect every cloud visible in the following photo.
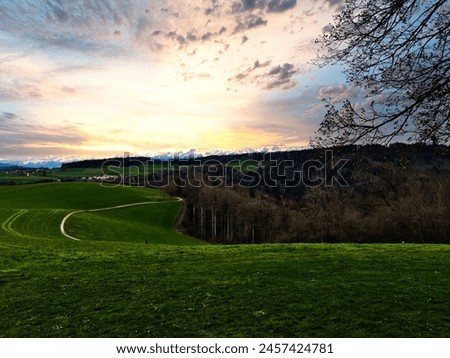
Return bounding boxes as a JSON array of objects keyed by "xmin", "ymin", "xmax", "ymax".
[
  {"xmin": 163, "ymin": 24, "xmax": 229, "ymax": 49},
  {"xmin": 1, "ymin": 112, "xmax": 18, "ymax": 120},
  {"xmin": 238, "ymin": 87, "xmax": 327, "ymax": 145},
  {"xmin": 261, "ymin": 63, "xmax": 298, "ymax": 89},
  {"xmin": 319, "ymin": 0, "xmax": 345, "ymax": 9},
  {"xmin": 0, "ymin": 54, "xmax": 27, "ymax": 64},
  {"xmin": 183, "ymin": 72, "xmax": 211, "ymax": 81},
  {"xmin": 267, "ymin": 0, "xmax": 297, "ymax": 13},
  {"xmin": 0, "ymin": 81, "xmax": 43, "ymax": 101},
  {"xmin": 186, "ymin": 32, "xmax": 198, "ymax": 41},
  {"xmin": 231, "ymin": 0, "xmax": 267, "ymax": 13},
  {"xmin": 205, "ymin": 0, "xmax": 221, "ymax": 15},
  {"xmin": 0, "ymin": 0, "xmax": 305, "ymax": 61},
  {"xmin": 253, "ymin": 59, "xmax": 272, "ymax": 69},
  {"xmin": 201, "ymin": 32, "xmax": 214, "ymax": 41},
  {"xmin": 46, "ymin": 0, "xmax": 69, "ymax": 23},
  {"xmin": 0, "ymin": 0, "xmax": 150, "ymax": 57},
  {"xmin": 319, "ymin": 82, "xmax": 390, "ymax": 114},
  {"xmin": 231, "ymin": 59, "xmax": 272, "ymax": 81},
  {"xmin": 0, "ymin": 112, "xmax": 24, "ymax": 131},
  {"xmin": 0, "ymin": 112, "xmax": 87, "ymax": 155},
  {"xmin": 318, "ymin": 84, "xmax": 362, "ymax": 104},
  {"xmin": 230, "ymin": 60, "xmax": 297, "ymax": 90},
  {"xmin": 232, "ymin": 0, "xmax": 297, "ymax": 13},
  {"xmin": 0, "ymin": 60, "xmax": 82, "ymax": 102},
  {"xmin": 233, "ymin": 15, "xmax": 268, "ymax": 33}
]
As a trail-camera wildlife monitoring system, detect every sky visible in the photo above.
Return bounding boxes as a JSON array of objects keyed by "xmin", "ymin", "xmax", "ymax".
[{"xmin": 0, "ymin": 0, "xmax": 349, "ymax": 162}]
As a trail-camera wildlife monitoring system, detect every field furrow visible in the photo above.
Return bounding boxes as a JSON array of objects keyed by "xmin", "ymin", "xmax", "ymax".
[{"xmin": 1, "ymin": 209, "xmax": 28, "ymax": 236}]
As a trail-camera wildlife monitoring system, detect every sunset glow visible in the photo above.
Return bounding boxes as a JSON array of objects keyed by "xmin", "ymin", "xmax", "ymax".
[{"xmin": 0, "ymin": 0, "xmax": 346, "ymax": 162}]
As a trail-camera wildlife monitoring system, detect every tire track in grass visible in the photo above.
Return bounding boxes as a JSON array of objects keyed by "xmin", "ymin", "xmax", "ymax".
[
  {"xmin": 60, "ymin": 198, "xmax": 182, "ymax": 241},
  {"xmin": 1, "ymin": 210, "xmax": 28, "ymax": 237}
]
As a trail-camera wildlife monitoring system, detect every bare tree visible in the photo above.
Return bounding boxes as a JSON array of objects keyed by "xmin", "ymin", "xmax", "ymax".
[{"xmin": 314, "ymin": 0, "xmax": 450, "ymax": 146}]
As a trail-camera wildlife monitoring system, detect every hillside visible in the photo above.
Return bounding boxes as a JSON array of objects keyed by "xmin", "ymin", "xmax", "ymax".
[
  {"xmin": 0, "ymin": 181, "xmax": 449, "ymax": 337},
  {"xmin": 0, "ymin": 182, "xmax": 201, "ymax": 246}
]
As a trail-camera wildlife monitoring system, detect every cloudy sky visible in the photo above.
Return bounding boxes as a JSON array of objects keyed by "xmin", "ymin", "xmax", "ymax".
[{"xmin": 0, "ymin": 0, "xmax": 348, "ymax": 162}]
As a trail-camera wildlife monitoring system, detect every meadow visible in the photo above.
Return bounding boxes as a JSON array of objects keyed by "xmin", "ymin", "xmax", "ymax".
[
  {"xmin": 0, "ymin": 164, "xmax": 172, "ymax": 184},
  {"xmin": 0, "ymin": 182, "xmax": 449, "ymax": 337},
  {"xmin": 0, "ymin": 171, "xmax": 50, "ymax": 184}
]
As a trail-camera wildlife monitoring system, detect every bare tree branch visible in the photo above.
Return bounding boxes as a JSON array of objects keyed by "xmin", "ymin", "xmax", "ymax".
[{"xmin": 313, "ymin": 0, "xmax": 450, "ymax": 146}]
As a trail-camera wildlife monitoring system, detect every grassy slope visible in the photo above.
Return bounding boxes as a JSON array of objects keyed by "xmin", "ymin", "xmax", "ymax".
[
  {"xmin": 0, "ymin": 183, "xmax": 449, "ymax": 338},
  {"xmin": 0, "ymin": 183, "xmax": 201, "ymax": 246},
  {"xmin": 66, "ymin": 203, "xmax": 203, "ymax": 245},
  {"xmin": 0, "ymin": 182, "xmax": 168, "ymax": 209}
]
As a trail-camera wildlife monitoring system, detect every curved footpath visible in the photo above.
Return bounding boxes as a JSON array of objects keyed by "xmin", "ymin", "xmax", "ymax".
[{"xmin": 60, "ymin": 198, "xmax": 182, "ymax": 241}]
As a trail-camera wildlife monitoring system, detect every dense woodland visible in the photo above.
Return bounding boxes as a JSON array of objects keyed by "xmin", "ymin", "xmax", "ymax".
[{"xmin": 163, "ymin": 144, "xmax": 449, "ymax": 244}]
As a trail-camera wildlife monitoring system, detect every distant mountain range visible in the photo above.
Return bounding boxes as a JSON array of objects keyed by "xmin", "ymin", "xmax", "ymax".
[
  {"xmin": 0, "ymin": 163, "xmax": 21, "ymax": 169},
  {"xmin": 0, "ymin": 149, "xmax": 284, "ymax": 169},
  {"xmin": 0, "ymin": 160, "xmax": 67, "ymax": 169},
  {"xmin": 2, "ymin": 143, "xmax": 448, "ymax": 170}
]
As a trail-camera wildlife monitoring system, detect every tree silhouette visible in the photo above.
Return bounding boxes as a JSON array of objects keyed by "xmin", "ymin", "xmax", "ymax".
[{"xmin": 314, "ymin": 0, "xmax": 449, "ymax": 146}]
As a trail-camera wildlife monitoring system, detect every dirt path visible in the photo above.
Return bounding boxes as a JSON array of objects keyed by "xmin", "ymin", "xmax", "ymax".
[{"xmin": 60, "ymin": 198, "xmax": 182, "ymax": 241}]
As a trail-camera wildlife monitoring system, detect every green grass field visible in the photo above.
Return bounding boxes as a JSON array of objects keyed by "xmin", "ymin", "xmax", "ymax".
[
  {"xmin": 0, "ymin": 164, "xmax": 173, "ymax": 184},
  {"xmin": 0, "ymin": 182, "xmax": 449, "ymax": 337},
  {"xmin": 50, "ymin": 164, "xmax": 172, "ymax": 178},
  {"xmin": 0, "ymin": 172, "xmax": 50, "ymax": 184}
]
